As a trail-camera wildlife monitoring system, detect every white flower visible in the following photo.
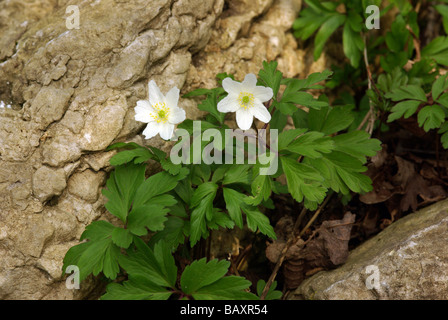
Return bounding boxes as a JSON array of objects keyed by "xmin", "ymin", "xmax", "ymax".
[
  {"xmin": 217, "ymin": 73, "xmax": 273, "ymax": 130},
  {"xmin": 134, "ymin": 80, "xmax": 186, "ymax": 140}
]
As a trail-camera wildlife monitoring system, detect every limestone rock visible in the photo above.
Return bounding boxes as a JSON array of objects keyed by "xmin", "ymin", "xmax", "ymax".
[
  {"xmin": 290, "ymin": 199, "xmax": 448, "ymax": 300},
  {"xmin": 32, "ymin": 166, "xmax": 67, "ymax": 202},
  {"xmin": 67, "ymin": 169, "xmax": 106, "ymax": 203}
]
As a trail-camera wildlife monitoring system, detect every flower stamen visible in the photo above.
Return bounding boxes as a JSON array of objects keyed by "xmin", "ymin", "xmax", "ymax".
[
  {"xmin": 150, "ymin": 102, "xmax": 170, "ymax": 123},
  {"xmin": 238, "ymin": 92, "xmax": 255, "ymax": 109}
]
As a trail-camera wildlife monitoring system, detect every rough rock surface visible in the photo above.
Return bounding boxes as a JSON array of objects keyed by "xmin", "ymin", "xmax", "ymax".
[
  {"xmin": 290, "ymin": 199, "xmax": 448, "ymax": 300},
  {"xmin": 0, "ymin": 0, "xmax": 325, "ymax": 299}
]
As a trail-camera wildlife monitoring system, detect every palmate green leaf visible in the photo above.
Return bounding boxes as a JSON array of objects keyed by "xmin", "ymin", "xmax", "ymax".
[
  {"xmin": 322, "ymin": 151, "xmax": 373, "ymax": 194},
  {"xmin": 132, "ymin": 171, "xmax": 179, "ymax": 209},
  {"xmin": 280, "ymin": 157, "xmax": 327, "ymax": 205},
  {"xmin": 245, "ymin": 174, "xmax": 272, "ymax": 206},
  {"xmin": 102, "ymin": 239, "xmax": 177, "ymax": 300},
  {"xmin": 308, "ymin": 106, "xmax": 355, "ymax": 135},
  {"xmin": 222, "ymin": 164, "xmax": 252, "ymax": 185},
  {"xmin": 437, "ymin": 93, "xmax": 448, "ymax": 108},
  {"xmin": 119, "ymin": 238, "xmax": 177, "ymax": 289},
  {"xmin": 109, "ymin": 148, "xmax": 153, "ymax": 166},
  {"xmin": 180, "ymin": 258, "xmax": 256, "ymax": 300},
  {"xmin": 432, "ymin": 74, "xmax": 448, "ymax": 101},
  {"xmin": 384, "ymin": 84, "xmax": 427, "ymax": 102},
  {"xmin": 284, "ymin": 131, "xmax": 334, "ymax": 158},
  {"xmin": 242, "ymin": 206, "xmax": 276, "ymax": 239},
  {"xmin": 439, "ymin": 122, "xmax": 448, "ymax": 149},
  {"xmin": 314, "ymin": 14, "xmax": 346, "ymax": 61},
  {"xmin": 436, "ymin": 5, "xmax": 448, "ymax": 34},
  {"xmin": 102, "ymin": 163, "xmax": 146, "ymax": 222},
  {"xmin": 222, "ymin": 187, "xmax": 245, "ymax": 228},
  {"xmin": 111, "ymin": 227, "xmax": 133, "ymax": 249},
  {"xmin": 417, "ymin": 105, "xmax": 446, "ymax": 132},
  {"xmin": 198, "ymin": 90, "xmax": 226, "ymax": 124},
  {"xmin": 282, "ymin": 91, "xmax": 328, "ymax": 110},
  {"xmin": 207, "ymin": 209, "xmax": 235, "ymax": 230},
  {"xmin": 387, "ymin": 100, "xmax": 422, "ymax": 122},
  {"xmin": 421, "ymin": 36, "xmax": 448, "ymax": 66},
  {"xmin": 342, "ymin": 22, "xmax": 364, "ymax": 68},
  {"xmin": 101, "ymin": 278, "xmax": 172, "ymax": 300},
  {"xmin": 258, "ymin": 60, "xmax": 283, "ymax": 98},
  {"xmin": 63, "ymin": 220, "xmax": 122, "ymax": 281},
  {"xmin": 332, "ymin": 131, "xmax": 382, "ymax": 164},
  {"xmin": 127, "ymin": 205, "xmax": 170, "ymax": 236},
  {"xmin": 148, "ymin": 215, "xmax": 190, "ymax": 249},
  {"xmin": 189, "ymin": 182, "xmax": 218, "ymax": 246}
]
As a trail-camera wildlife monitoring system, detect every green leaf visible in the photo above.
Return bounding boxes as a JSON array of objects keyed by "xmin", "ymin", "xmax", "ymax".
[
  {"xmin": 256, "ymin": 280, "xmax": 283, "ymax": 300},
  {"xmin": 343, "ymin": 23, "xmax": 364, "ymax": 68},
  {"xmin": 432, "ymin": 74, "xmax": 448, "ymax": 101},
  {"xmin": 111, "ymin": 227, "xmax": 133, "ymax": 249},
  {"xmin": 314, "ymin": 14, "xmax": 346, "ymax": 60},
  {"xmin": 285, "ymin": 131, "xmax": 334, "ymax": 158},
  {"xmin": 149, "ymin": 215, "xmax": 189, "ymax": 249},
  {"xmin": 421, "ymin": 36, "xmax": 448, "ymax": 66},
  {"xmin": 385, "ymin": 85, "xmax": 427, "ymax": 102},
  {"xmin": 308, "ymin": 106, "xmax": 355, "ymax": 135},
  {"xmin": 198, "ymin": 90, "xmax": 226, "ymax": 124},
  {"xmin": 109, "ymin": 148, "xmax": 153, "ymax": 166},
  {"xmin": 222, "ymin": 165, "xmax": 251, "ymax": 185},
  {"xmin": 387, "ymin": 100, "xmax": 422, "ymax": 122},
  {"xmin": 192, "ymin": 276, "xmax": 256, "ymax": 300},
  {"xmin": 242, "ymin": 206, "xmax": 276, "ymax": 239},
  {"xmin": 258, "ymin": 60, "xmax": 283, "ymax": 98},
  {"xmin": 189, "ymin": 183, "xmax": 218, "ymax": 246},
  {"xmin": 133, "ymin": 171, "xmax": 179, "ymax": 209},
  {"xmin": 181, "ymin": 258, "xmax": 230, "ymax": 294},
  {"xmin": 80, "ymin": 220, "xmax": 116, "ymax": 241},
  {"xmin": 332, "ymin": 131, "xmax": 382, "ymax": 163},
  {"xmin": 222, "ymin": 188, "xmax": 245, "ymax": 228},
  {"xmin": 127, "ymin": 205, "xmax": 170, "ymax": 236},
  {"xmin": 282, "ymin": 91, "xmax": 328, "ymax": 110},
  {"xmin": 281, "ymin": 157, "xmax": 327, "ymax": 204},
  {"xmin": 119, "ymin": 238, "xmax": 177, "ymax": 289},
  {"xmin": 436, "ymin": 5, "xmax": 448, "ymax": 34},
  {"xmin": 207, "ymin": 209, "xmax": 235, "ymax": 230},
  {"xmin": 102, "ymin": 164, "xmax": 146, "ymax": 222},
  {"xmin": 245, "ymin": 174, "xmax": 272, "ymax": 206},
  {"xmin": 417, "ymin": 105, "xmax": 446, "ymax": 132},
  {"xmin": 437, "ymin": 92, "xmax": 448, "ymax": 108}
]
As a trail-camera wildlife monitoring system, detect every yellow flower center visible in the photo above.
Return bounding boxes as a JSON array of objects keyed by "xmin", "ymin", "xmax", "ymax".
[
  {"xmin": 151, "ymin": 102, "xmax": 170, "ymax": 123},
  {"xmin": 238, "ymin": 92, "xmax": 254, "ymax": 109}
]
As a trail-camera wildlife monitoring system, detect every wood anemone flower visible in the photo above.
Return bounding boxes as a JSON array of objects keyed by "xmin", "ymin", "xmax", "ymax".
[
  {"xmin": 217, "ymin": 73, "xmax": 273, "ymax": 130},
  {"xmin": 134, "ymin": 80, "xmax": 186, "ymax": 140}
]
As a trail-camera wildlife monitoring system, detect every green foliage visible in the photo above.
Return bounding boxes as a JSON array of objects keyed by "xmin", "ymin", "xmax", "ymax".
[
  {"xmin": 101, "ymin": 239, "xmax": 256, "ymax": 300},
  {"xmin": 63, "ymin": 60, "xmax": 382, "ymax": 300}
]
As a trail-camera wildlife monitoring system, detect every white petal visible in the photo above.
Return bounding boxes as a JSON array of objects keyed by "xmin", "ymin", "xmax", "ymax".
[
  {"xmin": 236, "ymin": 108, "xmax": 254, "ymax": 130},
  {"xmin": 252, "ymin": 86, "xmax": 273, "ymax": 102},
  {"xmin": 159, "ymin": 123, "xmax": 175, "ymax": 140},
  {"xmin": 251, "ymin": 102, "xmax": 271, "ymax": 123},
  {"xmin": 148, "ymin": 80, "xmax": 165, "ymax": 106},
  {"xmin": 165, "ymin": 86, "xmax": 180, "ymax": 108},
  {"xmin": 134, "ymin": 100, "xmax": 154, "ymax": 123},
  {"xmin": 168, "ymin": 107, "xmax": 186, "ymax": 124},
  {"xmin": 142, "ymin": 122, "xmax": 160, "ymax": 139},
  {"xmin": 217, "ymin": 96, "xmax": 240, "ymax": 113},
  {"xmin": 222, "ymin": 77, "xmax": 242, "ymax": 95},
  {"xmin": 242, "ymin": 73, "xmax": 258, "ymax": 90}
]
